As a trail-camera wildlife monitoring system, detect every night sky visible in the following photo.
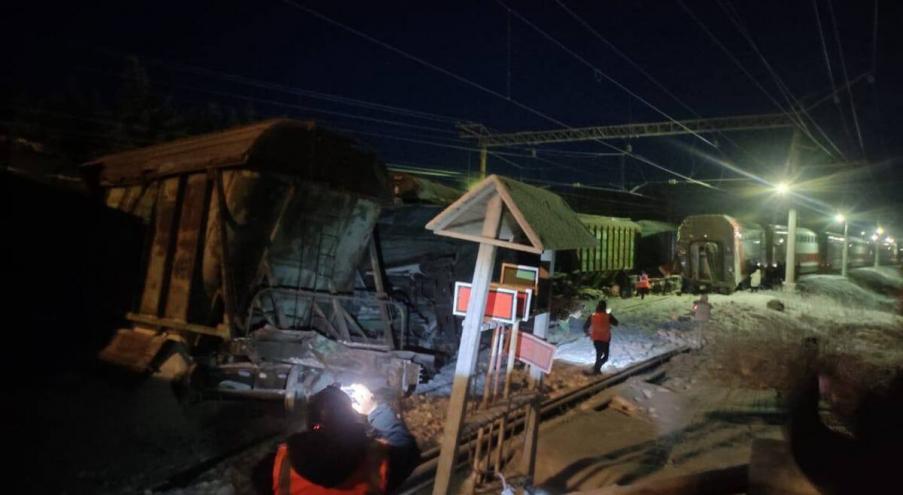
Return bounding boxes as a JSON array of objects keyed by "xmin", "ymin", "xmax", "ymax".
[{"xmin": 4, "ymin": 0, "xmax": 902, "ymax": 230}]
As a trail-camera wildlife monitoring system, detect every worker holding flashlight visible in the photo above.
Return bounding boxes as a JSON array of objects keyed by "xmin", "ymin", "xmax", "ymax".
[{"xmin": 253, "ymin": 384, "xmax": 420, "ymax": 494}]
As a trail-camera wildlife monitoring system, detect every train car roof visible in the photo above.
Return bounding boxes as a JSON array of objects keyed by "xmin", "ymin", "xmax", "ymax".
[
  {"xmin": 679, "ymin": 214, "xmax": 763, "ymax": 233},
  {"xmin": 81, "ymin": 119, "xmax": 390, "ymax": 201},
  {"xmin": 577, "ymin": 213, "xmax": 641, "ymax": 230},
  {"xmin": 637, "ymin": 219, "xmax": 676, "ymax": 237},
  {"xmin": 770, "ymin": 224, "xmax": 817, "ymax": 236}
]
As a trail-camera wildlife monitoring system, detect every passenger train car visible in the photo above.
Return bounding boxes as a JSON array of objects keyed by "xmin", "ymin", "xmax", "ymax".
[
  {"xmin": 678, "ymin": 214, "xmax": 898, "ymax": 293},
  {"xmin": 676, "ymin": 215, "xmax": 765, "ymax": 293},
  {"xmin": 820, "ymin": 233, "xmax": 872, "ymax": 271}
]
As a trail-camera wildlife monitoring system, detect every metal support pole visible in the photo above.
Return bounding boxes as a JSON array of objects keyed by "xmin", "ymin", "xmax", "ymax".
[
  {"xmin": 521, "ymin": 249, "xmax": 555, "ymax": 484},
  {"xmin": 841, "ymin": 221, "xmax": 849, "ymax": 278},
  {"xmin": 433, "ymin": 195, "xmax": 503, "ymax": 495},
  {"xmin": 875, "ymin": 239, "xmax": 880, "ymax": 267},
  {"xmin": 479, "ymin": 146, "xmax": 488, "ymax": 178},
  {"xmin": 785, "ymin": 207, "xmax": 797, "ymax": 291}
]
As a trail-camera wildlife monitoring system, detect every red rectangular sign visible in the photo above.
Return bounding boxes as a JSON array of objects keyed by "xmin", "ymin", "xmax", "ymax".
[
  {"xmin": 516, "ymin": 332, "xmax": 555, "ymax": 374},
  {"xmin": 453, "ymin": 282, "xmax": 518, "ymax": 324}
]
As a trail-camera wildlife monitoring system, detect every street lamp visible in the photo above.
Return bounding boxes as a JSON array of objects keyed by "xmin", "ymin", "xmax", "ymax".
[
  {"xmin": 775, "ymin": 182, "xmax": 790, "ymax": 195},
  {"xmin": 775, "ymin": 182, "xmax": 797, "ymax": 290},
  {"xmin": 833, "ymin": 213, "xmax": 849, "ymax": 277}
]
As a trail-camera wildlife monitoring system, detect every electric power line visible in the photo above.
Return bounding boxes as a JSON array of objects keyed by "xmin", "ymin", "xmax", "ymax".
[
  {"xmin": 497, "ymin": 0, "xmax": 718, "ymax": 150},
  {"xmin": 277, "ymin": 0, "xmax": 718, "ymax": 189},
  {"xmin": 826, "ymin": 0, "xmax": 866, "ymax": 154}
]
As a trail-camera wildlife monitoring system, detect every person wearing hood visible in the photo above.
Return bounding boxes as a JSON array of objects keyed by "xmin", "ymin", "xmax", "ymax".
[{"xmin": 253, "ymin": 384, "xmax": 420, "ymax": 494}]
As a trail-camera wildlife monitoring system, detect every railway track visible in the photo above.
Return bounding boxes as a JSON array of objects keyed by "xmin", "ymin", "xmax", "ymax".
[
  {"xmin": 151, "ymin": 347, "xmax": 688, "ymax": 493},
  {"xmin": 397, "ymin": 346, "xmax": 690, "ymax": 494}
]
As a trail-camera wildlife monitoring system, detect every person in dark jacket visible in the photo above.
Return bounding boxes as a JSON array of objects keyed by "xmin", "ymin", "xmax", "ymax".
[
  {"xmin": 583, "ymin": 300, "xmax": 619, "ymax": 374},
  {"xmin": 252, "ymin": 384, "xmax": 420, "ymax": 494}
]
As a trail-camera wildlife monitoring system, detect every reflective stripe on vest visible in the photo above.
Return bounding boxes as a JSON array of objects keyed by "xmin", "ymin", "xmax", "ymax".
[
  {"xmin": 590, "ymin": 313, "xmax": 611, "ymax": 342},
  {"xmin": 273, "ymin": 440, "xmax": 389, "ymax": 495}
]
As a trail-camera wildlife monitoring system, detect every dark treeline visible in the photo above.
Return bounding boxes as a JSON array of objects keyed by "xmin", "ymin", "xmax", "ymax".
[{"xmin": 1, "ymin": 56, "xmax": 257, "ymax": 174}]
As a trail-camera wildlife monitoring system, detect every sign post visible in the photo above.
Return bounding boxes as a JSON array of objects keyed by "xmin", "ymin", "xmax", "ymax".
[
  {"xmin": 425, "ymin": 175, "xmax": 596, "ymax": 494},
  {"xmin": 521, "ymin": 249, "xmax": 555, "ymax": 482},
  {"xmin": 432, "ymin": 196, "xmax": 502, "ymax": 495}
]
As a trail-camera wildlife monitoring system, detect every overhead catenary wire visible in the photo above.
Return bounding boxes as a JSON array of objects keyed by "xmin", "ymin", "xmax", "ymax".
[
  {"xmin": 676, "ymin": 0, "xmax": 844, "ymax": 161},
  {"xmin": 276, "ymin": 0, "xmax": 717, "ymax": 189},
  {"xmin": 496, "ymin": 0, "xmax": 719, "ymax": 150},
  {"xmin": 810, "ymin": 0, "xmax": 857, "ymax": 152},
  {"xmin": 716, "ymin": 0, "xmax": 847, "ymax": 162},
  {"xmin": 826, "ymin": 0, "xmax": 866, "ymax": 155},
  {"xmin": 110, "ymin": 51, "xmax": 464, "ymax": 124},
  {"xmin": 552, "ymin": 0, "xmax": 778, "ymax": 170}
]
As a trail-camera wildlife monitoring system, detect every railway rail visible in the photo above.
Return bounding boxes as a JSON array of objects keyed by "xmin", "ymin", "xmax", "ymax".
[
  {"xmin": 151, "ymin": 347, "xmax": 688, "ymax": 493},
  {"xmin": 397, "ymin": 346, "xmax": 689, "ymax": 494}
]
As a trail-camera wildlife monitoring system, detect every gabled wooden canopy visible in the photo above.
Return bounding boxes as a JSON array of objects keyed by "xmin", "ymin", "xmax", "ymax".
[{"xmin": 425, "ymin": 175, "xmax": 596, "ymax": 254}]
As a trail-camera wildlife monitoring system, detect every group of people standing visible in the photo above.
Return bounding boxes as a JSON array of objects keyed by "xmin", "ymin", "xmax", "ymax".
[{"xmin": 614, "ymin": 270, "xmax": 652, "ymax": 299}]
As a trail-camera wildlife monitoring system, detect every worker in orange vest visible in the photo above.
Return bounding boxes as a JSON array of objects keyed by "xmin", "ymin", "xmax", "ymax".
[
  {"xmin": 253, "ymin": 384, "xmax": 420, "ymax": 495},
  {"xmin": 583, "ymin": 300, "xmax": 620, "ymax": 374},
  {"xmin": 635, "ymin": 271, "xmax": 651, "ymax": 300}
]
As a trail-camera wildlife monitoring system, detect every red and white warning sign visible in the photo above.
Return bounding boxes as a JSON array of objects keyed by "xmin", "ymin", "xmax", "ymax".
[
  {"xmin": 453, "ymin": 282, "xmax": 519, "ymax": 324},
  {"xmin": 516, "ymin": 332, "xmax": 555, "ymax": 374}
]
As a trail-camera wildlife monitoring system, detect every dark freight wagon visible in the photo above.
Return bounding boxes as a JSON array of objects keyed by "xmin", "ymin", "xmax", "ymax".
[{"xmin": 85, "ymin": 119, "xmax": 431, "ymax": 403}]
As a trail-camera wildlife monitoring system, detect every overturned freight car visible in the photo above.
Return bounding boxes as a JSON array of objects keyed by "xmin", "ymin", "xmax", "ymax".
[{"xmin": 86, "ymin": 119, "xmax": 432, "ymax": 404}]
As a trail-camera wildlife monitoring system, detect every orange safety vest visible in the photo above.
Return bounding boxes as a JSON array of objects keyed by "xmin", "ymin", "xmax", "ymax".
[
  {"xmin": 590, "ymin": 312, "xmax": 612, "ymax": 342},
  {"xmin": 636, "ymin": 275, "xmax": 651, "ymax": 289},
  {"xmin": 273, "ymin": 440, "xmax": 390, "ymax": 495}
]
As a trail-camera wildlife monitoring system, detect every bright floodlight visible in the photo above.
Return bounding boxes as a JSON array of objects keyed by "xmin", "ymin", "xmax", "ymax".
[
  {"xmin": 887, "ymin": 237, "xmax": 895, "ymax": 244},
  {"xmin": 834, "ymin": 213, "xmax": 845, "ymax": 223},
  {"xmin": 877, "ymin": 226, "xmax": 885, "ymax": 235},
  {"xmin": 871, "ymin": 234, "xmax": 879, "ymax": 241},
  {"xmin": 775, "ymin": 182, "xmax": 790, "ymax": 195}
]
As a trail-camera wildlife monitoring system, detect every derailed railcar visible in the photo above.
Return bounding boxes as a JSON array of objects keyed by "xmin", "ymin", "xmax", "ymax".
[
  {"xmin": 574, "ymin": 214, "xmax": 641, "ymax": 273},
  {"xmin": 677, "ymin": 215, "xmax": 765, "ymax": 293},
  {"xmin": 86, "ymin": 120, "xmax": 429, "ymax": 404},
  {"xmin": 636, "ymin": 220, "xmax": 677, "ymax": 275}
]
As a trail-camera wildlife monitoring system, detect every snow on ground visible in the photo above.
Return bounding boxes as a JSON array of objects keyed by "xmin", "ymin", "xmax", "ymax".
[
  {"xmin": 530, "ymin": 268, "xmax": 903, "ymax": 493},
  {"xmin": 152, "ymin": 268, "xmax": 903, "ymax": 494}
]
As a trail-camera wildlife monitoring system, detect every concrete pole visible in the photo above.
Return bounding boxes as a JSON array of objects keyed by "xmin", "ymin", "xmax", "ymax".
[
  {"xmin": 875, "ymin": 238, "xmax": 881, "ymax": 268},
  {"xmin": 479, "ymin": 146, "xmax": 488, "ymax": 178},
  {"xmin": 784, "ymin": 207, "xmax": 797, "ymax": 291},
  {"xmin": 432, "ymin": 195, "xmax": 503, "ymax": 495},
  {"xmin": 521, "ymin": 249, "xmax": 555, "ymax": 485},
  {"xmin": 841, "ymin": 221, "xmax": 849, "ymax": 278}
]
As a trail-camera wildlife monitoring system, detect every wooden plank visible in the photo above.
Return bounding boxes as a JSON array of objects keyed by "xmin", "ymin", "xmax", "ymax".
[
  {"xmin": 139, "ymin": 177, "xmax": 182, "ymax": 316},
  {"xmin": 493, "ymin": 176, "xmax": 544, "ymax": 251},
  {"xmin": 433, "ymin": 195, "xmax": 503, "ymax": 495},
  {"xmin": 164, "ymin": 173, "xmax": 210, "ymax": 321},
  {"xmin": 521, "ymin": 249, "xmax": 555, "ymax": 481},
  {"xmin": 431, "ymin": 228, "xmax": 543, "ymax": 254},
  {"xmin": 425, "ymin": 178, "xmax": 496, "ymax": 232}
]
